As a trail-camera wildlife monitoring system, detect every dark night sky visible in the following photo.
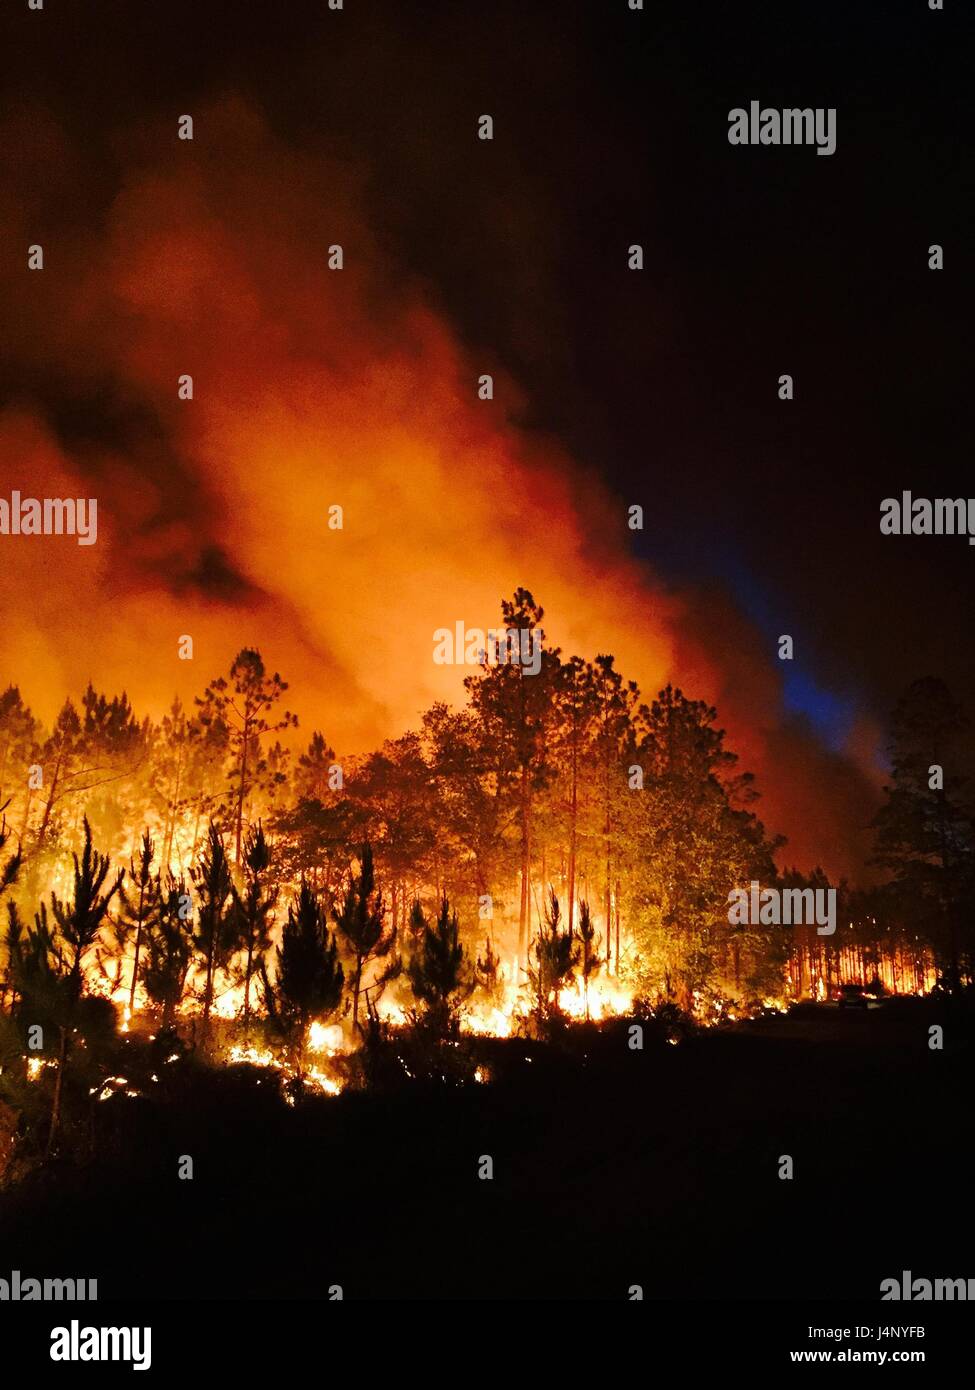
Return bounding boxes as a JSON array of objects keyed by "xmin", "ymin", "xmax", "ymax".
[{"xmin": 1, "ymin": 0, "xmax": 972, "ymax": 874}]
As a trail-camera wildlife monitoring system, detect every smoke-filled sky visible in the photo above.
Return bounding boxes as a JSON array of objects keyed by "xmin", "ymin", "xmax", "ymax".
[{"xmin": 1, "ymin": 0, "xmax": 971, "ymax": 880}]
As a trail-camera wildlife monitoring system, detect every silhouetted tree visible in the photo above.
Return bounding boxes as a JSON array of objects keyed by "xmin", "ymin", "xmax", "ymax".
[
  {"xmin": 872, "ymin": 679, "xmax": 975, "ymax": 988},
  {"xmin": 352, "ymin": 733, "xmax": 438, "ymax": 933},
  {"xmin": 191, "ymin": 822, "xmax": 234, "ymax": 1047},
  {"xmin": 10, "ymin": 818, "xmax": 122, "ymax": 1154},
  {"xmin": 114, "ymin": 830, "xmax": 158, "ymax": 1015},
  {"xmin": 0, "ymin": 799, "xmax": 22, "ymax": 906},
  {"xmin": 407, "ymin": 895, "xmax": 474, "ymax": 1037},
  {"xmin": 475, "ymin": 936, "xmax": 505, "ymax": 1012},
  {"xmin": 423, "ymin": 702, "xmax": 510, "ymax": 923},
  {"xmin": 196, "ymin": 649, "xmax": 297, "ymax": 866},
  {"xmin": 577, "ymin": 899, "xmax": 601, "ymax": 1020},
  {"xmin": 48, "ymin": 817, "xmax": 124, "ymax": 1001},
  {"xmin": 231, "ymin": 823, "xmax": 278, "ymax": 1031},
  {"xmin": 333, "ymin": 843, "xmax": 396, "ymax": 1033},
  {"xmin": 626, "ymin": 685, "xmax": 780, "ymax": 1008},
  {"xmin": 260, "ymin": 882, "xmax": 344, "ymax": 1073},
  {"xmin": 0, "ymin": 687, "xmax": 39, "ymax": 837},
  {"xmin": 464, "ymin": 590, "xmax": 562, "ymax": 964},
  {"xmin": 528, "ymin": 888, "xmax": 579, "ymax": 1028},
  {"xmin": 142, "ymin": 876, "xmax": 195, "ymax": 1031},
  {"xmin": 34, "ymin": 687, "xmax": 145, "ymax": 860},
  {"xmin": 294, "ymin": 731, "xmax": 337, "ymax": 802}
]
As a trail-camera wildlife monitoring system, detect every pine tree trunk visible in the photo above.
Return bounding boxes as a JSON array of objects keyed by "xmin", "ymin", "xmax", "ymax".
[
  {"xmin": 604, "ymin": 861, "xmax": 612, "ymax": 975},
  {"xmin": 604, "ymin": 756, "xmax": 612, "ymax": 973},
  {"xmin": 163, "ymin": 742, "xmax": 183, "ymax": 872},
  {"xmin": 128, "ymin": 883, "xmax": 147, "ymax": 1014},
  {"xmin": 615, "ymin": 877, "xmax": 621, "ymax": 976},
  {"xmin": 36, "ymin": 742, "xmax": 63, "ymax": 850},
  {"xmin": 353, "ymin": 955, "xmax": 363, "ymax": 1032},
  {"xmin": 235, "ymin": 722, "xmax": 249, "ymax": 868},
  {"xmin": 19, "ymin": 783, "xmax": 34, "ymax": 844},
  {"xmin": 190, "ymin": 803, "xmax": 202, "ymax": 868},
  {"xmin": 243, "ymin": 928, "xmax": 255, "ymax": 1032}
]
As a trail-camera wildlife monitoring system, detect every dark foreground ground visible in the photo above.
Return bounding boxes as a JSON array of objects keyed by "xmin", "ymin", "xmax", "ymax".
[{"xmin": 1, "ymin": 997, "xmax": 972, "ymax": 1300}]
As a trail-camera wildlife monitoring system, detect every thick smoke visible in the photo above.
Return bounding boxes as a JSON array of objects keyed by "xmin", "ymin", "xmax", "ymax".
[{"xmin": 0, "ymin": 99, "xmax": 881, "ymax": 877}]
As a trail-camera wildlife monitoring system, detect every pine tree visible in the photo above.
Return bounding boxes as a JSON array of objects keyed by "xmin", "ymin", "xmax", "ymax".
[
  {"xmin": 48, "ymin": 817, "xmax": 125, "ymax": 1001},
  {"xmin": 294, "ymin": 731, "xmax": 337, "ymax": 802},
  {"xmin": 464, "ymin": 590, "xmax": 562, "ymax": 965},
  {"xmin": 231, "ymin": 823, "xmax": 278, "ymax": 1032},
  {"xmin": 32, "ymin": 697, "xmax": 81, "ymax": 854},
  {"xmin": 150, "ymin": 697, "xmax": 193, "ymax": 873},
  {"xmin": 591, "ymin": 655, "xmax": 640, "ymax": 974},
  {"xmin": 115, "ymin": 830, "xmax": 159, "ymax": 1015},
  {"xmin": 475, "ymin": 936, "xmax": 505, "ymax": 1011},
  {"xmin": 0, "ymin": 687, "xmax": 39, "ymax": 838},
  {"xmin": 142, "ymin": 876, "xmax": 194, "ymax": 1031},
  {"xmin": 270, "ymin": 794, "xmax": 355, "ymax": 901},
  {"xmin": 333, "ymin": 843, "xmax": 396, "ymax": 1033},
  {"xmin": 528, "ymin": 888, "xmax": 579, "ymax": 1028},
  {"xmin": 577, "ymin": 899, "xmax": 601, "ymax": 1020},
  {"xmin": 190, "ymin": 822, "xmax": 234, "ymax": 1046},
  {"xmin": 0, "ymin": 798, "xmax": 25, "ymax": 1014},
  {"xmin": 16, "ymin": 819, "xmax": 122, "ymax": 1154},
  {"xmin": 626, "ymin": 685, "xmax": 779, "ymax": 1009},
  {"xmin": 422, "ymin": 702, "xmax": 510, "ymax": 924},
  {"xmin": 553, "ymin": 657, "xmax": 600, "ymax": 938},
  {"xmin": 4, "ymin": 900, "xmax": 69, "ymax": 1031},
  {"xmin": 6, "ymin": 898, "xmax": 76, "ymax": 1149},
  {"xmin": 259, "ymin": 882, "xmax": 344, "ymax": 1072},
  {"xmin": 871, "ymin": 679, "xmax": 974, "ymax": 989},
  {"xmin": 178, "ymin": 707, "xmax": 233, "ymax": 870},
  {"xmin": 0, "ymin": 800, "xmax": 22, "ymax": 903},
  {"xmin": 352, "ymin": 733, "xmax": 438, "ymax": 934},
  {"xmin": 196, "ymin": 649, "xmax": 297, "ymax": 866},
  {"xmin": 406, "ymin": 895, "xmax": 474, "ymax": 1038}
]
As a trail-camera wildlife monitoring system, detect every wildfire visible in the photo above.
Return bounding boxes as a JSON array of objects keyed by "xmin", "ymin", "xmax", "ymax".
[
  {"xmin": 226, "ymin": 1027, "xmax": 344, "ymax": 1098},
  {"xmin": 307, "ymin": 1021, "xmax": 343, "ymax": 1055},
  {"xmin": 89, "ymin": 1076, "xmax": 136, "ymax": 1101},
  {"xmin": 557, "ymin": 978, "xmax": 633, "ymax": 1022},
  {"xmin": 42, "ymin": 877, "xmax": 943, "ymax": 1121},
  {"xmin": 463, "ymin": 1008, "xmax": 513, "ymax": 1038}
]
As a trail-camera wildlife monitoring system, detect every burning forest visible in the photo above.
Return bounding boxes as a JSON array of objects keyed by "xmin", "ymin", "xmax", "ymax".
[
  {"xmin": 0, "ymin": 601, "xmax": 965, "ymax": 1176},
  {"xmin": 1, "ymin": 0, "xmax": 972, "ymax": 1340}
]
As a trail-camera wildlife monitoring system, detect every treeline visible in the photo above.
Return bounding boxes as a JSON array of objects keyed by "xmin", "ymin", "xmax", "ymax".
[{"xmin": 0, "ymin": 591, "xmax": 972, "ymax": 1023}]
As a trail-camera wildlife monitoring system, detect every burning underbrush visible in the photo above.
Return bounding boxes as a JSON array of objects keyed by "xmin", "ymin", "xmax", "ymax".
[{"xmin": 0, "ymin": 980, "xmax": 710, "ymax": 1184}]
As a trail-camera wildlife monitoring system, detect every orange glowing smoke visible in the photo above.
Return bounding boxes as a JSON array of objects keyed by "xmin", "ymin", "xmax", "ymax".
[{"xmin": 0, "ymin": 98, "xmax": 880, "ymax": 876}]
